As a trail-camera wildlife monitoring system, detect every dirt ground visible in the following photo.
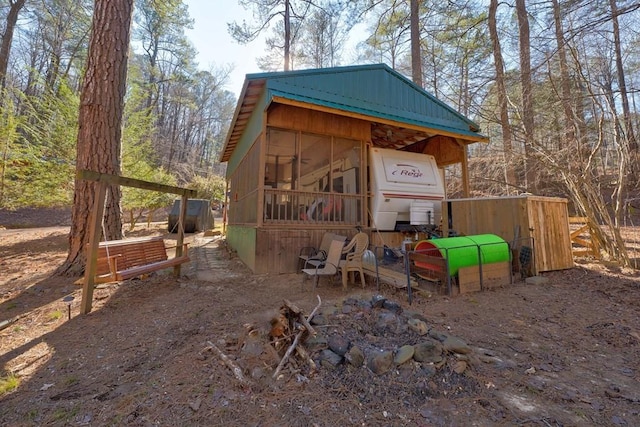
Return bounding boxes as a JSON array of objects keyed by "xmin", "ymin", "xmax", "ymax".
[{"xmin": 1, "ymin": 210, "xmax": 640, "ymax": 426}]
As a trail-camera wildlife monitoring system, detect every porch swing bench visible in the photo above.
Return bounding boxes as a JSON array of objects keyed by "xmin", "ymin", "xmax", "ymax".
[{"xmin": 94, "ymin": 236, "xmax": 190, "ymax": 284}]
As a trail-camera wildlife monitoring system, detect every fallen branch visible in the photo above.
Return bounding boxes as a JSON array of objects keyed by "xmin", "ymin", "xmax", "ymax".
[
  {"xmin": 0, "ymin": 315, "xmax": 21, "ymax": 332},
  {"xmin": 206, "ymin": 341, "xmax": 252, "ymax": 387},
  {"xmin": 273, "ymin": 295, "xmax": 322, "ymax": 379},
  {"xmin": 283, "ymin": 299, "xmax": 316, "ymax": 336},
  {"xmin": 273, "ymin": 329, "xmax": 305, "ymax": 379},
  {"xmin": 296, "ymin": 345, "xmax": 317, "ymax": 373}
]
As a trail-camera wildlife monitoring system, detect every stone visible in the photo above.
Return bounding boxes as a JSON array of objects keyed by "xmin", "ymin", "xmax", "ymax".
[
  {"xmin": 189, "ymin": 397, "xmax": 202, "ymax": 411},
  {"xmin": 371, "ymin": 294, "xmax": 386, "ymax": 308},
  {"xmin": 375, "ymin": 311, "xmax": 399, "ymax": 333},
  {"xmin": 443, "ymin": 336, "xmax": 472, "ymax": 354},
  {"xmin": 322, "ymin": 305, "xmax": 339, "ymax": 316},
  {"xmin": 305, "ymin": 335, "xmax": 328, "ymax": 352},
  {"xmin": 453, "ymin": 361, "xmax": 468, "ymax": 374},
  {"xmin": 367, "ymin": 350, "xmax": 394, "ymax": 375},
  {"xmin": 413, "ymin": 340, "xmax": 443, "ymax": 363},
  {"xmin": 429, "ymin": 329, "xmax": 449, "ymax": 342},
  {"xmin": 328, "ymin": 335, "xmax": 350, "ymax": 356},
  {"xmin": 477, "ymin": 354, "xmax": 503, "ymax": 365},
  {"xmin": 345, "ymin": 345, "xmax": 365, "ymax": 368},
  {"xmin": 394, "ymin": 345, "xmax": 415, "ymax": 365},
  {"xmin": 319, "ymin": 349, "xmax": 343, "ymax": 368},
  {"xmin": 408, "ymin": 318, "xmax": 429, "ymax": 335},
  {"xmin": 310, "ymin": 314, "xmax": 328, "ymax": 326},
  {"xmin": 382, "ymin": 300, "xmax": 403, "ymax": 314},
  {"xmin": 355, "ymin": 299, "xmax": 373, "ymax": 310}
]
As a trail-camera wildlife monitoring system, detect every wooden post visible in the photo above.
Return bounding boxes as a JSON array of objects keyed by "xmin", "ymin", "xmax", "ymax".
[
  {"xmin": 257, "ymin": 127, "xmax": 266, "ymax": 226},
  {"xmin": 461, "ymin": 145, "xmax": 470, "ymax": 197},
  {"xmin": 174, "ymin": 195, "xmax": 188, "ymax": 276},
  {"xmin": 81, "ymin": 180, "xmax": 108, "ymax": 314}
]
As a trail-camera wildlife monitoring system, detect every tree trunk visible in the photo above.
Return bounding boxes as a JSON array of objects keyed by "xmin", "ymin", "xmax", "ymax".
[
  {"xmin": 410, "ymin": 0, "xmax": 422, "ymax": 87},
  {"xmin": 0, "ymin": 0, "xmax": 27, "ymax": 90},
  {"xmin": 284, "ymin": 0, "xmax": 291, "ymax": 70},
  {"xmin": 551, "ymin": 0, "xmax": 578, "ymax": 159},
  {"xmin": 516, "ymin": 0, "xmax": 535, "ymax": 193},
  {"xmin": 489, "ymin": 0, "xmax": 516, "ymax": 194},
  {"xmin": 58, "ymin": 0, "xmax": 133, "ymax": 275},
  {"xmin": 609, "ymin": 0, "xmax": 637, "ymax": 152}
]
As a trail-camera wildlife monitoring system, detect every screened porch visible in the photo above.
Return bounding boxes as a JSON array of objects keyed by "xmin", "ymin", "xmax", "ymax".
[{"xmin": 261, "ymin": 127, "xmax": 365, "ymax": 226}]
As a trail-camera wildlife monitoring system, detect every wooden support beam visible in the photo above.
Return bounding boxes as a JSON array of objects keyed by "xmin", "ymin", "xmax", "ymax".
[
  {"xmin": 81, "ymin": 180, "xmax": 107, "ymax": 314},
  {"xmin": 77, "ymin": 169, "xmax": 197, "ymax": 197},
  {"xmin": 174, "ymin": 194, "xmax": 188, "ymax": 276},
  {"xmin": 461, "ymin": 145, "xmax": 470, "ymax": 197}
]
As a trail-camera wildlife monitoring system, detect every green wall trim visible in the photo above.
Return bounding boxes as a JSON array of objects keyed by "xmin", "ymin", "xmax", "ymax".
[{"xmin": 226, "ymin": 225, "xmax": 257, "ymax": 271}]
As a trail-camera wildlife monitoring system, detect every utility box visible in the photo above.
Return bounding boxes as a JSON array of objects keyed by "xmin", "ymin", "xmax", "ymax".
[
  {"xmin": 442, "ymin": 195, "xmax": 574, "ymax": 274},
  {"xmin": 168, "ymin": 199, "xmax": 214, "ymax": 233}
]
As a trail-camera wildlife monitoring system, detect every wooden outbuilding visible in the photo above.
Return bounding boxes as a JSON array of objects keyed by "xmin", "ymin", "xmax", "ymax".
[
  {"xmin": 220, "ymin": 64, "xmax": 487, "ymax": 274},
  {"xmin": 442, "ymin": 196, "xmax": 574, "ymax": 275}
]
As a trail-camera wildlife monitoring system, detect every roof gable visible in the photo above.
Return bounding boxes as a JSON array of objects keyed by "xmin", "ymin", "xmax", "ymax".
[
  {"xmin": 221, "ymin": 64, "xmax": 485, "ymax": 163},
  {"xmin": 263, "ymin": 64, "xmax": 479, "ymax": 132}
]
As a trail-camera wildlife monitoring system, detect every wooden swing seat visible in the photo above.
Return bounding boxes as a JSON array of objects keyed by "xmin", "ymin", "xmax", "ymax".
[{"xmin": 95, "ymin": 236, "xmax": 189, "ymax": 283}]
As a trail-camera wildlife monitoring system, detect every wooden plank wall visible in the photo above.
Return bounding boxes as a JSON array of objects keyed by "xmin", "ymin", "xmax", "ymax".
[
  {"xmin": 267, "ymin": 103, "xmax": 371, "ymax": 141},
  {"xmin": 443, "ymin": 197, "xmax": 530, "ymax": 244},
  {"xmin": 442, "ymin": 196, "xmax": 574, "ymax": 273},
  {"xmin": 255, "ymin": 228, "xmax": 361, "ymax": 274},
  {"xmin": 371, "ymin": 231, "xmax": 410, "ymax": 250}
]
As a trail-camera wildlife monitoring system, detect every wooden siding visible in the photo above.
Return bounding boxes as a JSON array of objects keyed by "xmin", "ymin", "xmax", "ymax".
[
  {"xmin": 442, "ymin": 196, "xmax": 573, "ymax": 273},
  {"xmin": 422, "ymin": 135, "xmax": 465, "ymax": 167},
  {"xmin": 226, "ymin": 88, "xmax": 268, "ymax": 175},
  {"xmin": 226, "ymin": 226, "xmax": 257, "ymax": 272},
  {"xmin": 267, "ymin": 103, "xmax": 370, "ymax": 141},
  {"xmin": 254, "ymin": 228, "xmax": 363, "ymax": 274}
]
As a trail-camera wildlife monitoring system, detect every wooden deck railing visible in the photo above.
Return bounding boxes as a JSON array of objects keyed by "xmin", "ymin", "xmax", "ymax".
[{"xmin": 263, "ymin": 188, "xmax": 364, "ymax": 226}]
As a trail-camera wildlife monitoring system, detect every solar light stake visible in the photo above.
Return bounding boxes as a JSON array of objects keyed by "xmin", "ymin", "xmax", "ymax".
[{"xmin": 63, "ymin": 295, "xmax": 74, "ymax": 320}]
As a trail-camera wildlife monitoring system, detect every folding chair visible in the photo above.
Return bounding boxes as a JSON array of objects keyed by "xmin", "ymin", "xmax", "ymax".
[{"xmin": 301, "ymin": 239, "xmax": 345, "ymax": 288}]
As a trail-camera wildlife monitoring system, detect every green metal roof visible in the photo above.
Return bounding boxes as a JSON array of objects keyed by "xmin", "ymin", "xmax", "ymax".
[{"xmin": 221, "ymin": 63, "xmax": 486, "ymax": 163}]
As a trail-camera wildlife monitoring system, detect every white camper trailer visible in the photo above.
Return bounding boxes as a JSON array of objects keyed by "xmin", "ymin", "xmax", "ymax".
[{"xmin": 369, "ymin": 147, "xmax": 445, "ymax": 231}]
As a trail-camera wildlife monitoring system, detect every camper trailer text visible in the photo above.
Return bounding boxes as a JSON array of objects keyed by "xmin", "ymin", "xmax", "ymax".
[{"xmin": 392, "ymin": 163, "xmax": 424, "ymax": 179}]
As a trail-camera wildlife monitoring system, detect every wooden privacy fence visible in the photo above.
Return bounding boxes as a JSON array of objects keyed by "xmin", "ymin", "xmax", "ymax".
[{"xmin": 569, "ymin": 217, "xmax": 600, "ymax": 259}]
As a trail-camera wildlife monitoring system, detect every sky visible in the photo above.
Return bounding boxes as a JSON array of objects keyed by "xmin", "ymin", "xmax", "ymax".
[
  {"xmin": 183, "ymin": 0, "xmax": 269, "ymax": 96},
  {"xmin": 182, "ymin": 0, "xmax": 367, "ymax": 97}
]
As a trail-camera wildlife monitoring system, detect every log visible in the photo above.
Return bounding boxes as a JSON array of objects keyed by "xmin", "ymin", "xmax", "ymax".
[
  {"xmin": 283, "ymin": 299, "xmax": 316, "ymax": 336},
  {"xmin": 273, "ymin": 295, "xmax": 322, "ymax": 379}
]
